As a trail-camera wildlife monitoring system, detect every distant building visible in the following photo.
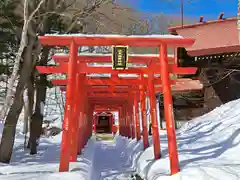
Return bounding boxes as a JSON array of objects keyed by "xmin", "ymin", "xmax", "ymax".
[{"xmin": 168, "ymin": 15, "xmax": 240, "ymax": 116}]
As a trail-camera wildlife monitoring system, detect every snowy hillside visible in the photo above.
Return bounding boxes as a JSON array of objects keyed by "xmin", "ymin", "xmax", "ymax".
[{"xmin": 137, "ymin": 98, "xmax": 240, "ymax": 180}]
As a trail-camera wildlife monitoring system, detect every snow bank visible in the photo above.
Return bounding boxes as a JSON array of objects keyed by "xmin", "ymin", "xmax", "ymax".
[
  {"xmin": 133, "ymin": 98, "xmax": 240, "ymax": 180},
  {"xmin": 70, "ymin": 137, "xmax": 97, "ymax": 180},
  {"xmin": 0, "ymin": 119, "xmax": 96, "ymax": 180}
]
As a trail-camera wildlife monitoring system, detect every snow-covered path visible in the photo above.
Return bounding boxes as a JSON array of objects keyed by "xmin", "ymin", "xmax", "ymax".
[{"xmin": 90, "ymin": 137, "xmax": 134, "ymax": 180}]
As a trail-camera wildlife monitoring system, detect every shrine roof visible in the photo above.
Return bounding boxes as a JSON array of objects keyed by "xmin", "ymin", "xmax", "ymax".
[
  {"xmin": 168, "ymin": 17, "xmax": 237, "ymax": 31},
  {"xmin": 168, "ymin": 17, "xmax": 240, "ymax": 56}
]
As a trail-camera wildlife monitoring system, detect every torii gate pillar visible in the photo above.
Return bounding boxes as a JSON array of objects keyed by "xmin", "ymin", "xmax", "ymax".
[
  {"xmin": 160, "ymin": 43, "xmax": 180, "ymax": 175},
  {"xmin": 140, "ymin": 84, "xmax": 149, "ymax": 149},
  {"xmin": 148, "ymin": 73, "xmax": 161, "ymax": 159},
  {"xmin": 134, "ymin": 93, "xmax": 141, "ymax": 141},
  {"xmin": 59, "ymin": 40, "xmax": 77, "ymax": 172}
]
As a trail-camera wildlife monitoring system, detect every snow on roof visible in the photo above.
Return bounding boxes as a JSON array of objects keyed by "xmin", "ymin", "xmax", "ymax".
[
  {"xmin": 87, "ymin": 63, "xmax": 147, "ymax": 68},
  {"xmin": 45, "ymin": 33, "xmax": 183, "ymax": 39},
  {"xmin": 86, "ymin": 74, "xmax": 110, "ymax": 77},
  {"xmin": 53, "ymin": 53, "xmax": 174, "ymax": 57}
]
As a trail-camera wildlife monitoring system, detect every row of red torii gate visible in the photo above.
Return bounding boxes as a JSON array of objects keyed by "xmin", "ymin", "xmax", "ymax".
[{"xmin": 36, "ymin": 34, "xmax": 202, "ymax": 176}]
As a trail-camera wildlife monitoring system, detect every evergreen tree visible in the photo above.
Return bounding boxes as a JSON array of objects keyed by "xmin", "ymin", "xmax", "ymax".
[
  {"xmin": 0, "ymin": 0, "xmax": 21, "ymax": 52},
  {"xmin": 0, "ymin": 0, "xmax": 21, "ymax": 76}
]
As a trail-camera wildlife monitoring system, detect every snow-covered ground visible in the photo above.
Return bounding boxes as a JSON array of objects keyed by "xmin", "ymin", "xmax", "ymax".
[
  {"xmin": 1, "ymin": 99, "xmax": 240, "ymax": 179},
  {"xmin": 0, "ymin": 122, "xmax": 140, "ymax": 180},
  {"xmin": 0, "ymin": 121, "xmax": 93, "ymax": 180},
  {"xmin": 136, "ymin": 98, "xmax": 240, "ymax": 180}
]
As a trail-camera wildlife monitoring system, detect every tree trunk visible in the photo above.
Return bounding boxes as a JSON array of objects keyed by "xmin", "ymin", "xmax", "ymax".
[
  {"xmin": 28, "ymin": 47, "xmax": 49, "ymax": 155},
  {"xmin": 0, "ymin": 36, "xmax": 35, "ymax": 163},
  {"xmin": 27, "ymin": 74, "xmax": 35, "ymax": 154},
  {"xmin": 28, "ymin": 8, "xmax": 52, "ymax": 154}
]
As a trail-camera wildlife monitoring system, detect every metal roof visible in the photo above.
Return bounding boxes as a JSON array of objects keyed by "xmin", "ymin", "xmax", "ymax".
[{"xmin": 168, "ymin": 17, "xmax": 240, "ymax": 56}]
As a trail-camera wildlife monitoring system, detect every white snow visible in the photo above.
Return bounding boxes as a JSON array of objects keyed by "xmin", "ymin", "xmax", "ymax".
[
  {"xmin": 90, "ymin": 136, "xmax": 137, "ymax": 180},
  {"xmin": 135, "ymin": 99, "xmax": 240, "ymax": 180},
  {"xmin": 1, "ymin": 98, "xmax": 240, "ymax": 179},
  {"xmin": 45, "ymin": 34, "xmax": 184, "ymax": 39},
  {"xmin": 53, "ymin": 52, "xmax": 174, "ymax": 57},
  {"xmin": 0, "ymin": 121, "xmax": 95, "ymax": 180}
]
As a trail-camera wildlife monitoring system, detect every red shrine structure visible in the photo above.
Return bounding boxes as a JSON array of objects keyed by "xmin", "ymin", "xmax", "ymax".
[
  {"xmin": 36, "ymin": 34, "xmax": 202, "ymax": 175},
  {"xmin": 169, "ymin": 15, "xmax": 240, "ymax": 56},
  {"xmin": 92, "ymin": 112, "xmax": 115, "ymax": 134},
  {"xmin": 168, "ymin": 14, "xmax": 240, "ymax": 109}
]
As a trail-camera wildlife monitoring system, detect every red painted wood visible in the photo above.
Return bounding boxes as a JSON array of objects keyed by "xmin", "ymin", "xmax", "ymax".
[
  {"xmin": 169, "ymin": 18, "xmax": 240, "ymax": 56},
  {"xmin": 36, "ymin": 64, "xmax": 197, "ymax": 75},
  {"xmin": 134, "ymin": 93, "xmax": 141, "ymax": 141},
  {"xmin": 148, "ymin": 74, "xmax": 161, "ymax": 160},
  {"xmin": 139, "ymin": 83, "xmax": 149, "ymax": 149},
  {"xmin": 59, "ymin": 41, "xmax": 77, "ymax": 172},
  {"xmin": 159, "ymin": 44, "xmax": 180, "ymax": 175},
  {"xmin": 70, "ymin": 73, "xmax": 81, "ymax": 162},
  {"xmin": 51, "ymin": 78, "xmax": 177, "ymax": 86},
  {"xmin": 52, "ymin": 54, "xmax": 175, "ymax": 64},
  {"xmin": 39, "ymin": 35, "xmax": 195, "ymax": 47},
  {"xmin": 38, "ymin": 33, "xmax": 199, "ymax": 176}
]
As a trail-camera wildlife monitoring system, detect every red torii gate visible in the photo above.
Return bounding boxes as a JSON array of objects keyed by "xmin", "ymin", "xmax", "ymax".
[
  {"xmin": 92, "ymin": 112, "xmax": 114, "ymax": 134},
  {"xmin": 36, "ymin": 34, "xmax": 201, "ymax": 175}
]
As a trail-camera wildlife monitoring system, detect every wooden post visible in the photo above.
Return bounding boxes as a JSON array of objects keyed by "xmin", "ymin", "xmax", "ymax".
[
  {"xmin": 127, "ymin": 104, "xmax": 132, "ymax": 138},
  {"xmin": 85, "ymin": 87, "xmax": 89, "ymax": 143},
  {"xmin": 128, "ymin": 112, "xmax": 132, "ymax": 138},
  {"xmin": 140, "ymin": 84, "xmax": 149, "ymax": 149},
  {"xmin": 90, "ymin": 108, "xmax": 93, "ymax": 137},
  {"xmin": 129, "ymin": 95, "xmax": 135, "ymax": 139},
  {"xmin": 93, "ymin": 115, "xmax": 97, "ymax": 133},
  {"xmin": 124, "ymin": 105, "xmax": 128, "ymax": 137},
  {"xmin": 125, "ymin": 106, "xmax": 129, "ymax": 137},
  {"xmin": 159, "ymin": 44, "xmax": 179, "ymax": 175},
  {"xmin": 148, "ymin": 73, "xmax": 161, "ymax": 160},
  {"xmin": 131, "ymin": 104, "xmax": 135, "ymax": 139},
  {"xmin": 134, "ymin": 93, "xmax": 141, "ymax": 141},
  {"xmin": 122, "ymin": 106, "xmax": 126, "ymax": 137},
  {"xmin": 122, "ymin": 106, "xmax": 125, "ymax": 137},
  {"xmin": 83, "ymin": 113, "xmax": 87, "ymax": 147},
  {"xmin": 77, "ymin": 75, "xmax": 85, "ymax": 155},
  {"xmin": 89, "ymin": 104, "xmax": 94, "ymax": 137},
  {"xmin": 77, "ymin": 110, "xmax": 83, "ymax": 154},
  {"xmin": 59, "ymin": 40, "xmax": 77, "ymax": 172},
  {"xmin": 119, "ymin": 108, "xmax": 123, "ymax": 136},
  {"xmin": 70, "ymin": 73, "xmax": 81, "ymax": 162}
]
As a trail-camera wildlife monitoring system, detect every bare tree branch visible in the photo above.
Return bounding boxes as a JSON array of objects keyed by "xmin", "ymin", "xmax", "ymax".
[{"xmin": 0, "ymin": 0, "xmax": 45, "ymax": 120}]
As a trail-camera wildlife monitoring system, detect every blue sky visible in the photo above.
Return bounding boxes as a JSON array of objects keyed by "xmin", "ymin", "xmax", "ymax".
[{"xmin": 128, "ymin": 0, "xmax": 238, "ymax": 20}]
